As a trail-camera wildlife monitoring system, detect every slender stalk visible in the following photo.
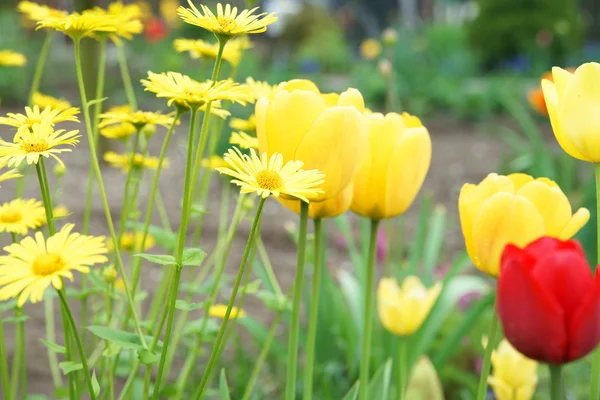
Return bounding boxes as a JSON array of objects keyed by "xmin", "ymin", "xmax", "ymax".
[
  {"xmin": 19, "ymin": 312, "xmax": 26, "ymax": 400},
  {"xmin": 592, "ymin": 163, "xmax": 600, "ymax": 400},
  {"xmin": 155, "ymin": 189, "xmax": 173, "ymax": 232},
  {"xmin": 116, "ymin": 128, "xmax": 142, "ymax": 239},
  {"xmin": 397, "ymin": 338, "xmax": 408, "ymax": 400},
  {"xmin": 27, "ymin": 31, "xmax": 53, "ymax": 107},
  {"xmin": 257, "ymin": 237, "xmax": 284, "ymax": 298},
  {"xmin": 241, "ymin": 312, "xmax": 283, "ymax": 400},
  {"xmin": 44, "ymin": 295, "xmax": 62, "ymax": 387},
  {"xmin": 358, "ymin": 218, "xmax": 381, "ymax": 399},
  {"xmin": 192, "ymin": 197, "xmax": 267, "ymax": 399},
  {"xmin": 304, "ymin": 218, "xmax": 324, "ymax": 399},
  {"xmin": 104, "ymin": 282, "xmax": 115, "ymax": 400},
  {"xmin": 10, "ymin": 307, "xmax": 24, "ymax": 398},
  {"xmin": 151, "ymin": 109, "xmax": 200, "ymax": 399},
  {"xmin": 116, "ymin": 44, "xmax": 137, "ymax": 110},
  {"xmin": 73, "ymin": 39, "xmax": 147, "ymax": 349},
  {"xmin": 285, "ymin": 201, "xmax": 310, "ymax": 400},
  {"xmin": 476, "ymin": 309, "xmax": 499, "ymax": 400},
  {"xmin": 0, "ymin": 313, "xmax": 10, "ymax": 400},
  {"xmin": 57, "ymin": 288, "xmax": 97, "ymax": 400},
  {"xmin": 549, "ymin": 364, "xmax": 563, "ymax": 400}
]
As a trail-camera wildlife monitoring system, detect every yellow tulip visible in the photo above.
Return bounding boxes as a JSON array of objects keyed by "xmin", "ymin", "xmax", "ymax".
[
  {"xmin": 351, "ymin": 112, "xmax": 431, "ymax": 220},
  {"xmin": 283, "ymin": 183, "xmax": 354, "ymax": 219},
  {"xmin": 542, "ymin": 63, "xmax": 600, "ymax": 162},
  {"xmin": 487, "ymin": 339, "xmax": 538, "ymax": 400},
  {"xmin": 377, "ymin": 276, "xmax": 441, "ymax": 336},
  {"xmin": 256, "ymin": 79, "xmax": 368, "ymax": 204},
  {"xmin": 459, "ymin": 173, "xmax": 589, "ymax": 277}
]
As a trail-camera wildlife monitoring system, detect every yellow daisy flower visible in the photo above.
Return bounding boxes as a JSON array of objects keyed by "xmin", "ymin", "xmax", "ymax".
[
  {"xmin": 18, "ymin": 1, "xmax": 67, "ymax": 22},
  {"xmin": 173, "ymin": 37, "xmax": 247, "ymax": 66},
  {"xmin": 104, "ymin": 151, "xmax": 167, "ymax": 173},
  {"xmin": 230, "ymin": 115, "xmax": 256, "ymax": 131},
  {"xmin": 33, "ymin": 92, "xmax": 72, "ymax": 111},
  {"xmin": 0, "ymin": 120, "xmax": 80, "ymax": 168},
  {"xmin": 0, "ymin": 224, "xmax": 108, "ymax": 307},
  {"xmin": 0, "ymin": 199, "xmax": 46, "ymax": 235},
  {"xmin": 100, "ymin": 123, "xmax": 136, "ymax": 140},
  {"xmin": 99, "ymin": 109, "xmax": 176, "ymax": 130},
  {"xmin": 0, "ymin": 105, "xmax": 79, "ymax": 130},
  {"xmin": 244, "ymin": 77, "xmax": 279, "ymax": 102},
  {"xmin": 177, "ymin": 1, "xmax": 277, "ymax": 38},
  {"xmin": 36, "ymin": 12, "xmax": 118, "ymax": 40},
  {"xmin": 0, "ymin": 50, "xmax": 26, "ymax": 67},
  {"xmin": 229, "ymin": 131, "xmax": 258, "ymax": 149},
  {"xmin": 208, "ymin": 304, "xmax": 246, "ymax": 319},
  {"xmin": 0, "ymin": 164, "xmax": 22, "ymax": 183},
  {"xmin": 217, "ymin": 147, "xmax": 325, "ymax": 202},
  {"xmin": 85, "ymin": 3, "xmax": 143, "ymax": 44},
  {"xmin": 141, "ymin": 71, "xmax": 251, "ymax": 108},
  {"xmin": 52, "ymin": 205, "xmax": 70, "ymax": 220},
  {"xmin": 107, "ymin": 231, "xmax": 155, "ymax": 252},
  {"xmin": 202, "ymin": 155, "xmax": 229, "ymax": 170}
]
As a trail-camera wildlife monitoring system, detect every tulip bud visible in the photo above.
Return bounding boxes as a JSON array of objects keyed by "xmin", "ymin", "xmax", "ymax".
[
  {"xmin": 486, "ymin": 339, "xmax": 538, "ymax": 400},
  {"xmin": 359, "ymin": 38, "xmax": 382, "ymax": 60},
  {"xmin": 103, "ymin": 266, "xmax": 117, "ymax": 283},
  {"xmin": 378, "ymin": 59, "xmax": 392, "ymax": 77},
  {"xmin": 405, "ymin": 357, "xmax": 444, "ymax": 400}
]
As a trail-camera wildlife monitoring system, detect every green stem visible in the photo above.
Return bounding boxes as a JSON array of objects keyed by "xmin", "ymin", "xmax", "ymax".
[
  {"xmin": 241, "ymin": 312, "xmax": 282, "ymax": 400},
  {"xmin": 130, "ymin": 112, "xmax": 181, "ymax": 295},
  {"xmin": 28, "ymin": 31, "xmax": 53, "ymax": 107},
  {"xmin": 358, "ymin": 218, "xmax": 381, "ymax": 400},
  {"xmin": 57, "ymin": 288, "xmax": 97, "ymax": 400},
  {"xmin": 151, "ymin": 109, "xmax": 200, "ymax": 399},
  {"xmin": 592, "ymin": 162, "xmax": 600, "ymax": 400},
  {"xmin": 73, "ymin": 39, "xmax": 147, "ymax": 349},
  {"xmin": 304, "ymin": 218, "xmax": 324, "ymax": 400},
  {"xmin": 19, "ymin": 312, "xmax": 26, "ymax": 400},
  {"xmin": 257, "ymin": 237, "xmax": 284, "ymax": 298},
  {"xmin": 116, "ymin": 44, "xmax": 137, "ymax": 110},
  {"xmin": 104, "ymin": 283, "xmax": 114, "ymax": 400},
  {"xmin": 397, "ymin": 338, "xmax": 408, "ymax": 400},
  {"xmin": 155, "ymin": 188, "xmax": 173, "ymax": 232},
  {"xmin": 549, "ymin": 364, "xmax": 563, "ymax": 400},
  {"xmin": 476, "ymin": 309, "xmax": 499, "ymax": 400},
  {"xmin": 285, "ymin": 201, "xmax": 310, "ymax": 400},
  {"xmin": 192, "ymin": 197, "xmax": 267, "ymax": 399},
  {"xmin": 36, "ymin": 159, "xmax": 55, "ymax": 234},
  {"xmin": 0, "ymin": 313, "xmax": 10, "ymax": 400},
  {"xmin": 116, "ymin": 128, "xmax": 142, "ymax": 239},
  {"xmin": 10, "ymin": 308, "xmax": 23, "ymax": 398}
]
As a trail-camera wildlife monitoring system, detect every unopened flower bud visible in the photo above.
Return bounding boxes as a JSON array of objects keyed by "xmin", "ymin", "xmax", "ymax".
[
  {"xmin": 103, "ymin": 266, "xmax": 117, "ymax": 283},
  {"xmin": 382, "ymin": 28, "xmax": 398, "ymax": 46},
  {"xmin": 53, "ymin": 163, "xmax": 66, "ymax": 177},
  {"xmin": 378, "ymin": 59, "xmax": 393, "ymax": 76}
]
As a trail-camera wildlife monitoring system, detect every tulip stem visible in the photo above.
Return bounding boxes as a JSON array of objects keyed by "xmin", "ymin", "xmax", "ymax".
[
  {"xmin": 285, "ymin": 200, "xmax": 310, "ymax": 400},
  {"xmin": 358, "ymin": 218, "xmax": 381, "ymax": 400},
  {"xmin": 592, "ymin": 163, "xmax": 600, "ymax": 400},
  {"xmin": 397, "ymin": 338, "xmax": 408, "ymax": 400},
  {"xmin": 549, "ymin": 364, "xmax": 564, "ymax": 400},
  {"xmin": 475, "ymin": 307, "xmax": 498, "ymax": 400}
]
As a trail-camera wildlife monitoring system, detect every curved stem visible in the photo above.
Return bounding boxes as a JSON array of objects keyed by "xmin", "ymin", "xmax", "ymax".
[
  {"xmin": 116, "ymin": 129, "xmax": 142, "ymax": 239},
  {"xmin": 73, "ymin": 39, "xmax": 147, "ymax": 349},
  {"xmin": 57, "ymin": 288, "xmax": 97, "ymax": 400},
  {"xmin": 358, "ymin": 218, "xmax": 380, "ymax": 400},
  {"xmin": 285, "ymin": 201, "xmax": 310, "ymax": 400},
  {"xmin": 192, "ymin": 197, "xmax": 267, "ymax": 399},
  {"xmin": 476, "ymin": 308, "xmax": 499, "ymax": 400},
  {"xmin": 10, "ymin": 307, "xmax": 24, "ymax": 398},
  {"xmin": 397, "ymin": 338, "xmax": 407, "ymax": 400},
  {"xmin": 304, "ymin": 218, "xmax": 324, "ymax": 400},
  {"xmin": 117, "ymin": 44, "xmax": 137, "ymax": 111},
  {"xmin": 0, "ymin": 313, "xmax": 11, "ymax": 400},
  {"xmin": 549, "ymin": 364, "xmax": 563, "ymax": 400},
  {"xmin": 28, "ymin": 31, "xmax": 53, "ymax": 107},
  {"xmin": 591, "ymin": 163, "xmax": 600, "ymax": 400}
]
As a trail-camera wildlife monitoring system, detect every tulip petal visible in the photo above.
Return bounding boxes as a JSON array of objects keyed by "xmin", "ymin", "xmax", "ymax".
[
  {"xmin": 264, "ymin": 89, "xmax": 327, "ymax": 163},
  {"xmin": 541, "ymin": 79, "xmax": 588, "ymax": 161},
  {"xmin": 507, "ymin": 173, "xmax": 534, "ymax": 190},
  {"xmin": 560, "ymin": 62, "xmax": 600, "ymax": 162},
  {"xmin": 338, "ymin": 88, "xmax": 365, "ymax": 112},
  {"xmin": 295, "ymin": 106, "xmax": 367, "ymax": 199},
  {"xmin": 279, "ymin": 79, "xmax": 320, "ymax": 93},
  {"xmin": 472, "ymin": 192, "xmax": 544, "ymax": 276},
  {"xmin": 255, "ymin": 96, "xmax": 269, "ymax": 154},
  {"xmin": 321, "ymin": 93, "xmax": 339, "ymax": 107},
  {"xmin": 498, "ymin": 255, "xmax": 567, "ymax": 364},
  {"xmin": 558, "ymin": 208, "xmax": 590, "ymax": 240},
  {"xmin": 517, "ymin": 181, "xmax": 572, "ymax": 237},
  {"xmin": 568, "ymin": 269, "xmax": 600, "ymax": 362},
  {"xmin": 551, "ymin": 66, "xmax": 574, "ymax": 100},
  {"xmin": 279, "ymin": 182, "xmax": 354, "ymax": 218}
]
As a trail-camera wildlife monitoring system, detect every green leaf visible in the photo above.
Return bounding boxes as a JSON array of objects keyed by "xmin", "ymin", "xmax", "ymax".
[
  {"xmin": 59, "ymin": 361, "xmax": 83, "ymax": 375},
  {"xmin": 242, "ymin": 279, "xmax": 261, "ymax": 294},
  {"xmin": 134, "ymin": 253, "xmax": 176, "ymax": 266},
  {"xmin": 341, "ymin": 385, "xmax": 358, "ymax": 400},
  {"xmin": 40, "ymin": 339, "xmax": 66, "ymax": 354},
  {"xmin": 255, "ymin": 291, "xmax": 288, "ymax": 312},
  {"xmin": 86, "ymin": 97, "xmax": 108, "ymax": 108},
  {"xmin": 102, "ymin": 343, "xmax": 122, "ymax": 358},
  {"xmin": 182, "ymin": 248, "xmax": 207, "ymax": 266},
  {"xmin": 92, "ymin": 370, "xmax": 100, "ymax": 397},
  {"xmin": 3, "ymin": 315, "xmax": 29, "ymax": 324},
  {"xmin": 422, "ymin": 205, "xmax": 447, "ymax": 285},
  {"xmin": 138, "ymin": 349, "xmax": 159, "ymax": 365},
  {"xmin": 175, "ymin": 299, "xmax": 206, "ymax": 312},
  {"xmin": 88, "ymin": 326, "xmax": 158, "ymax": 351},
  {"xmin": 0, "ymin": 299, "xmax": 18, "ymax": 313},
  {"xmin": 219, "ymin": 369, "xmax": 231, "ymax": 400},
  {"xmin": 368, "ymin": 358, "xmax": 392, "ymax": 399}
]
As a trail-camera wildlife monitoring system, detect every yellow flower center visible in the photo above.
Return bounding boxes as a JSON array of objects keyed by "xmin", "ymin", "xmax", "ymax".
[
  {"xmin": 256, "ymin": 170, "xmax": 283, "ymax": 191},
  {"xmin": 20, "ymin": 139, "xmax": 49, "ymax": 153},
  {"xmin": 0, "ymin": 210, "xmax": 22, "ymax": 223},
  {"xmin": 217, "ymin": 16, "xmax": 235, "ymax": 32},
  {"xmin": 32, "ymin": 253, "xmax": 65, "ymax": 276}
]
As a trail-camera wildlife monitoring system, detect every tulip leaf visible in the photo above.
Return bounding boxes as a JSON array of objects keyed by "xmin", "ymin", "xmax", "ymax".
[
  {"xmin": 219, "ymin": 369, "xmax": 231, "ymax": 400},
  {"xmin": 422, "ymin": 205, "xmax": 447, "ymax": 285},
  {"xmin": 407, "ymin": 193, "xmax": 433, "ymax": 275},
  {"xmin": 341, "ymin": 359, "xmax": 392, "ymax": 400}
]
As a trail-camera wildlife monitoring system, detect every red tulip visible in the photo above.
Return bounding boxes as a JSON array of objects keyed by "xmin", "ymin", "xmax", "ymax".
[{"xmin": 497, "ymin": 236, "xmax": 600, "ymax": 364}]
